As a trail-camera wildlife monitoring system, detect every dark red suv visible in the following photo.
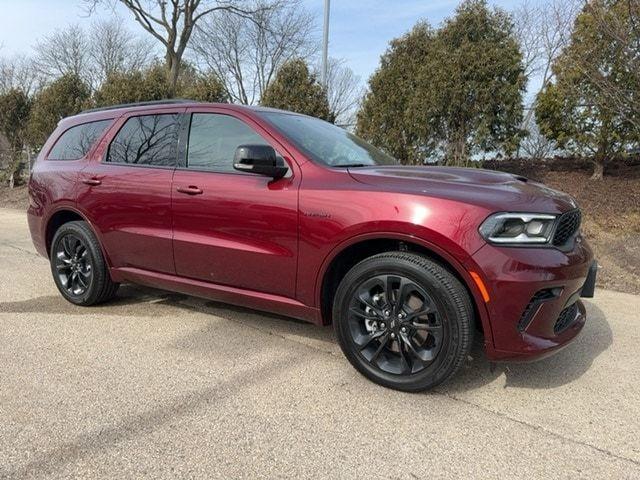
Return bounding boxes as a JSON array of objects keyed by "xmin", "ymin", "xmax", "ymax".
[{"xmin": 28, "ymin": 100, "xmax": 597, "ymax": 391}]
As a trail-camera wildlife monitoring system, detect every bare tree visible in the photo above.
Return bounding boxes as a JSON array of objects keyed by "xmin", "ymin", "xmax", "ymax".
[
  {"xmin": 324, "ymin": 58, "xmax": 363, "ymax": 127},
  {"xmin": 32, "ymin": 21, "xmax": 156, "ymax": 89},
  {"xmin": 85, "ymin": 0, "xmax": 261, "ymax": 95},
  {"xmin": 89, "ymin": 17, "xmax": 157, "ymax": 84},
  {"xmin": 513, "ymin": 0, "xmax": 544, "ymax": 80},
  {"xmin": 34, "ymin": 24, "xmax": 91, "ymax": 83},
  {"xmin": 580, "ymin": 0, "xmax": 640, "ymax": 131},
  {"xmin": 0, "ymin": 55, "xmax": 42, "ymax": 96},
  {"xmin": 514, "ymin": 0, "xmax": 581, "ymax": 131},
  {"xmin": 191, "ymin": 0, "xmax": 317, "ymax": 104},
  {"xmin": 519, "ymin": 113, "xmax": 557, "ymax": 159}
]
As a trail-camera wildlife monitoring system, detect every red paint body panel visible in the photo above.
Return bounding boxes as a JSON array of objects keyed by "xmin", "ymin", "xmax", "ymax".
[
  {"xmin": 76, "ymin": 111, "xmax": 180, "ymax": 274},
  {"xmin": 27, "ymin": 102, "xmax": 594, "ymax": 362},
  {"xmin": 77, "ymin": 163, "xmax": 175, "ymax": 274},
  {"xmin": 294, "ymin": 165, "xmax": 491, "ymax": 307},
  {"xmin": 171, "ymin": 169, "xmax": 299, "ymax": 296},
  {"xmin": 470, "ymin": 238, "xmax": 592, "ymax": 359},
  {"xmin": 171, "ymin": 106, "xmax": 300, "ymax": 297}
]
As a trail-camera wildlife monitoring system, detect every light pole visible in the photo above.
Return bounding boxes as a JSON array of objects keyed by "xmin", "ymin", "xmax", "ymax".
[{"xmin": 321, "ymin": 0, "xmax": 330, "ymax": 87}]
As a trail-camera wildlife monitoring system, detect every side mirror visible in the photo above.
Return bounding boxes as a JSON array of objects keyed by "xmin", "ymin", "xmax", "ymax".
[{"xmin": 233, "ymin": 144, "xmax": 288, "ymax": 179}]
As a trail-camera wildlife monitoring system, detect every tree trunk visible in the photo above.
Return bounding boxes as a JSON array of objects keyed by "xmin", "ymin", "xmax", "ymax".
[
  {"xmin": 590, "ymin": 160, "xmax": 604, "ymax": 180},
  {"xmin": 165, "ymin": 52, "xmax": 180, "ymax": 97},
  {"xmin": 169, "ymin": 61, "xmax": 180, "ymax": 97},
  {"xmin": 590, "ymin": 142, "xmax": 607, "ymax": 180},
  {"xmin": 447, "ymin": 135, "xmax": 467, "ymax": 167},
  {"xmin": 7, "ymin": 152, "xmax": 24, "ymax": 188}
]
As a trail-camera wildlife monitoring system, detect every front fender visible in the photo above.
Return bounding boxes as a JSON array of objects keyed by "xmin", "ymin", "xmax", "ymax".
[{"xmin": 306, "ymin": 227, "xmax": 494, "ymax": 350}]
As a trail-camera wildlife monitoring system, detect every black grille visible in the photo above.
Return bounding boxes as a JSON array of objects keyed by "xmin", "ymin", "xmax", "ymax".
[
  {"xmin": 554, "ymin": 303, "xmax": 579, "ymax": 334},
  {"xmin": 553, "ymin": 209, "xmax": 581, "ymax": 246}
]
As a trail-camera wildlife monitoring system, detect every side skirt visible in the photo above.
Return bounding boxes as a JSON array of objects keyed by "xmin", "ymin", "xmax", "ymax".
[{"xmin": 110, "ymin": 266, "xmax": 322, "ymax": 325}]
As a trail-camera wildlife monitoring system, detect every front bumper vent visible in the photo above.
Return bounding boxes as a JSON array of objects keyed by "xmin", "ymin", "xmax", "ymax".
[
  {"xmin": 554, "ymin": 302, "xmax": 579, "ymax": 334},
  {"xmin": 518, "ymin": 288, "xmax": 562, "ymax": 332}
]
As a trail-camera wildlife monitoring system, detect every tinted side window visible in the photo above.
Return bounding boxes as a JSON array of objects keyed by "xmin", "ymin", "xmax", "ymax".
[
  {"xmin": 107, "ymin": 114, "xmax": 180, "ymax": 167},
  {"xmin": 48, "ymin": 120, "xmax": 112, "ymax": 160},
  {"xmin": 187, "ymin": 113, "xmax": 268, "ymax": 172}
]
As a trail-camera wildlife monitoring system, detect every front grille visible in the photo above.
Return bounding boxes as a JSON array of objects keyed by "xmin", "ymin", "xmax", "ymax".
[
  {"xmin": 552, "ymin": 209, "xmax": 581, "ymax": 246},
  {"xmin": 554, "ymin": 303, "xmax": 579, "ymax": 334}
]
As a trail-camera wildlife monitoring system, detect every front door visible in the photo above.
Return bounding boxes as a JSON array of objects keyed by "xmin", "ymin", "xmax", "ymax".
[
  {"xmin": 171, "ymin": 110, "xmax": 299, "ymax": 298},
  {"xmin": 77, "ymin": 111, "xmax": 183, "ymax": 274}
]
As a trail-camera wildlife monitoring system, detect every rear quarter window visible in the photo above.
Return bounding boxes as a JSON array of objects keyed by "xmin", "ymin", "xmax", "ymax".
[{"xmin": 47, "ymin": 119, "xmax": 112, "ymax": 160}]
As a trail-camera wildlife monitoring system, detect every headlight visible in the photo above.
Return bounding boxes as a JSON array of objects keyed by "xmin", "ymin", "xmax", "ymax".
[{"xmin": 479, "ymin": 213, "xmax": 557, "ymax": 245}]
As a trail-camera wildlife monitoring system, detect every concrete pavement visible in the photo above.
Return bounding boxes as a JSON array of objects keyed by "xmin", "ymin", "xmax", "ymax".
[{"xmin": 0, "ymin": 208, "xmax": 639, "ymax": 479}]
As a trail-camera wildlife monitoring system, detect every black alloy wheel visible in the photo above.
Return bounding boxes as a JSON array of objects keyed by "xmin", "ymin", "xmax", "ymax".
[
  {"xmin": 348, "ymin": 274, "xmax": 443, "ymax": 375},
  {"xmin": 50, "ymin": 221, "xmax": 119, "ymax": 306},
  {"xmin": 54, "ymin": 233, "xmax": 93, "ymax": 297},
  {"xmin": 333, "ymin": 252, "xmax": 474, "ymax": 392}
]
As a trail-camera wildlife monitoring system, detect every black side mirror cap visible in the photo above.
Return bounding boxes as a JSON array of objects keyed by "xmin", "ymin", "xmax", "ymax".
[{"xmin": 233, "ymin": 144, "xmax": 288, "ymax": 179}]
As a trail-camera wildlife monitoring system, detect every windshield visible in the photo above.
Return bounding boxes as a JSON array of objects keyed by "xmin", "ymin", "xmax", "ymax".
[{"xmin": 259, "ymin": 112, "xmax": 398, "ymax": 167}]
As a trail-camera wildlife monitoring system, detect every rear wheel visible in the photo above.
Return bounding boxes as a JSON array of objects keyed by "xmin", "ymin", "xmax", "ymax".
[
  {"xmin": 333, "ymin": 252, "xmax": 474, "ymax": 392},
  {"xmin": 50, "ymin": 221, "xmax": 119, "ymax": 306}
]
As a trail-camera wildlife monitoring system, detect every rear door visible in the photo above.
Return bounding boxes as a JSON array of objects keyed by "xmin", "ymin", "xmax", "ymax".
[
  {"xmin": 171, "ymin": 108, "xmax": 300, "ymax": 298},
  {"xmin": 77, "ymin": 109, "xmax": 184, "ymax": 274}
]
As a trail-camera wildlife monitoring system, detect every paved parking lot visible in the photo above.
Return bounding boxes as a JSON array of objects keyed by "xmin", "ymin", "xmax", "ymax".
[{"xmin": 1, "ymin": 208, "xmax": 639, "ymax": 479}]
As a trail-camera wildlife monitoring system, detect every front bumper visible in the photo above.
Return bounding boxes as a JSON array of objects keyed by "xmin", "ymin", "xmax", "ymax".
[{"xmin": 472, "ymin": 235, "xmax": 595, "ymax": 361}]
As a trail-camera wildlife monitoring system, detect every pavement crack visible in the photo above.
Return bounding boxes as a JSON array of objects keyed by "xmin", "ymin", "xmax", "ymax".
[{"xmin": 437, "ymin": 390, "xmax": 640, "ymax": 468}]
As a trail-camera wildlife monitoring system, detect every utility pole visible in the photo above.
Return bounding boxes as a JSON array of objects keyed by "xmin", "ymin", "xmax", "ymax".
[{"xmin": 321, "ymin": 0, "xmax": 330, "ymax": 87}]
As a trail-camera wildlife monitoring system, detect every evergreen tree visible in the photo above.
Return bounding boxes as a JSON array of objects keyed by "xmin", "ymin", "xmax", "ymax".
[
  {"xmin": 261, "ymin": 59, "xmax": 333, "ymax": 121},
  {"xmin": 27, "ymin": 74, "xmax": 90, "ymax": 148},
  {"xmin": 536, "ymin": 0, "xmax": 640, "ymax": 179},
  {"xmin": 356, "ymin": 0, "xmax": 525, "ymax": 166}
]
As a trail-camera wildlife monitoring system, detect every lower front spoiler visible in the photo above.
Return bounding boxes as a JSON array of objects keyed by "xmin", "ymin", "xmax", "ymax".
[
  {"xmin": 488, "ymin": 300, "xmax": 587, "ymax": 362},
  {"xmin": 580, "ymin": 260, "xmax": 598, "ymax": 298}
]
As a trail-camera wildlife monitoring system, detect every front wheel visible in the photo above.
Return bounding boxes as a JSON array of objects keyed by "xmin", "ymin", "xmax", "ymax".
[
  {"xmin": 333, "ymin": 252, "xmax": 474, "ymax": 392},
  {"xmin": 50, "ymin": 220, "xmax": 119, "ymax": 306}
]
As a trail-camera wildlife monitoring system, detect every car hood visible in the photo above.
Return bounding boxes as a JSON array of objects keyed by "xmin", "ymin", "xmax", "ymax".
[{"xmin": 348, "ymin": 166, "xmax": 578, "ymax": 214}]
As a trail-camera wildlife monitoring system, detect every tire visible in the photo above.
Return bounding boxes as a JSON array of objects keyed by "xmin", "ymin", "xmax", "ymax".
[
  {"xmin": 50, "ymin": 220, "xmax": 119, "ymax": 306},
  {"xmin": 332, "ymin": 252, "xmax": 474, "ymax": 392}
]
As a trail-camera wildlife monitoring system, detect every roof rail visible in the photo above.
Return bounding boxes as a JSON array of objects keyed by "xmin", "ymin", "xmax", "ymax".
[{"xmin": 80, "ymin": 99, "xmax": 200, "ymax": 115}]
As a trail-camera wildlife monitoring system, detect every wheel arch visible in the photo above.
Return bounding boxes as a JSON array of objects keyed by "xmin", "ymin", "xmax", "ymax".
[
  {"xmin": 45, "ymin": 209, "xmax": 85, "ymax": 255},
  {"xmin": 316, "ymin": 233, "xmax": 493, "ymax": 346},
  {"xmin": 44, "ymin": 207, "xmax": 111, "ymax": 268}
]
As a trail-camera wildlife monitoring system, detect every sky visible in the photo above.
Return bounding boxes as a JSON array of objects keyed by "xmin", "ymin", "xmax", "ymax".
[{"xmin": 0, "ymin": 0, "xmax": 539, "ymax": 92}]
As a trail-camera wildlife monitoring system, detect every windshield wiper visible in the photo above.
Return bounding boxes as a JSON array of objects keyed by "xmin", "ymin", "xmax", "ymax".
[{"xmin": 333, "ymin": 163, "xmax": 368, "ymax": 168}]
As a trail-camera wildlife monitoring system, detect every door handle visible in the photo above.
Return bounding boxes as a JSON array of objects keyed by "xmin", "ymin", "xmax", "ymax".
[
  {"xmin": 82, "ymin": 178, "xmax": 102, "ymax": 186},
  {"xmin": 176, "ymin": 185, "xmax": 203, "ymax": 195}
]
